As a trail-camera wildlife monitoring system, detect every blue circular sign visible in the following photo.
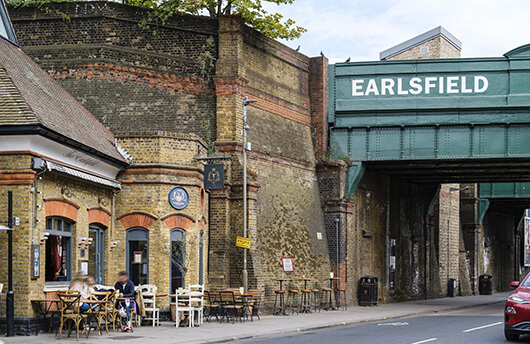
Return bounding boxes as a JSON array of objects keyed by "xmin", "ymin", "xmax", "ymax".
[{"xmin": 168, "ymin": 187, "xmax": 189, "ymax": 210}]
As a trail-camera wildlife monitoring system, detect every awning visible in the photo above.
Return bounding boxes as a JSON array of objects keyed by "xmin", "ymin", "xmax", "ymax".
[{"xmin": 45, "ymin": 160, "xmax": 121, "ymax": 189}]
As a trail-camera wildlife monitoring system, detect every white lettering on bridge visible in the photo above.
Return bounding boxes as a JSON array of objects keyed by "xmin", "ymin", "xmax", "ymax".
[{"xmin": 352, "ymin": 76, "xmax": 488, "ymax": 96}]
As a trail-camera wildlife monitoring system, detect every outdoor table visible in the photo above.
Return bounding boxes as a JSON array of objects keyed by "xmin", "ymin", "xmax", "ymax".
[
  {"xmin": 31, "ymin": 298, "xmax": 62, "ymax": 333},
  {"xmin": 276, "ymin": 278, "xmax": 291, "ymax": 291},
  {"xmin": 234, "ymin": 293, "xmax": 253, "ymax": 322}
]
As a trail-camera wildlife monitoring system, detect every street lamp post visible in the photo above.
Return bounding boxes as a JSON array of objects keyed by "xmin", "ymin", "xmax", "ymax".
[{"xmin": 242, "ymin": 96, "xmax": 257, "ymax": 293}]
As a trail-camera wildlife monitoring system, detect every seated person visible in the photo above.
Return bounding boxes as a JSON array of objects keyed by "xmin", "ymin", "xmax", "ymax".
[
  {"xmin": 68, "ymin": 271, "xmax": 92, "ymax": 312},
  {"xmin": 114, "ymin": 271, "xmax": 135, "ymax": 332}
]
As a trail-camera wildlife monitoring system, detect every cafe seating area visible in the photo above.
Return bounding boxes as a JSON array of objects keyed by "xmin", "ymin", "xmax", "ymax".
[
  {"xmin": 272, "ymin": 275, "xmax": 345, "ymax": 315},
  {"xmin": 171, "ymin": 286, "xmax": 262, "ymax": 327},
  {"xmin": 29, "ymin": 276, "xmax": 346, "ymax": 340}
]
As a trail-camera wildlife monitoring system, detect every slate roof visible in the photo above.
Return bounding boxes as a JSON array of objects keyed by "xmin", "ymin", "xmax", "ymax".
[{"xmin": 0, "ymin": 36, "xmax": 127, "ymax": 165}]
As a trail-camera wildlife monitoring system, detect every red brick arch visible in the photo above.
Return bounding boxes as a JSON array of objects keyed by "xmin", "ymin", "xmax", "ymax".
[
  {"xmin": 44, "ymin": 197, "xmax": 80, "ymax": 223},
  {"xmin": 198, "ymin": 215, "xmax": 207, "ymax": 232},
  {"xmin": 117, "ymin": 211, "xmax": 158, "ymax": 230},
  {"xmin": 161, "ymin": 213, "xmax": 195, "ymax": 231},
  {"xmin": 87, "ymin": 206, "xmax": 112, "ymax": 228}
]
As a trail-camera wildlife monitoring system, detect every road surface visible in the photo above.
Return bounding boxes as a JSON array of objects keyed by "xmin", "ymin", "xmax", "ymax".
[{"xmin": 244, "ymin": 302, "xmax": 512, "ymax": 344}]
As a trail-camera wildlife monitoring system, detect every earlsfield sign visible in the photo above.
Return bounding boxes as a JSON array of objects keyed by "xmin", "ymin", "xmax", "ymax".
[
  {"xmin": 351, "ymin": 75, "xmax": 488, "ymax": 96},
  {"xmin": 330, "ymin": 45, "xmax": 530, "ymax": 118}
]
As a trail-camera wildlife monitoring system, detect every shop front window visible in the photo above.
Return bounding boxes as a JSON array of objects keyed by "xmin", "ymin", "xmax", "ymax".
[
  {"xmin": 45, "ymin": 217, "xmax": 72, "ymax": 282},
  {"xmin": 126, "ymin": 227, "xmax": 148, "ymax": 286},
  {"xmin": 170, "ymin": 228, "xmax": 185, "ymax": 293}
]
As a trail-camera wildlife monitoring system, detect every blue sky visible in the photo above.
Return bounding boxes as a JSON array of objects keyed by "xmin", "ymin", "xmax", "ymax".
[{"xmin": 264, "ymin": 0, "xmax": 530, "ymax": 63}]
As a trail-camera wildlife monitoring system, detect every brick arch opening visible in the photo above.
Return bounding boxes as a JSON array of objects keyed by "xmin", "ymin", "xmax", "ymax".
[
  {"xmin": 44, "ymin": 197, "xmax": 80, "ymax": 223},
  {"xmin": 117, "ymin": 211, "xmax": 158, "ymax": 230},
  {"xmin": 87, "ymin": 206, "xmax": 112, "ymax": 227},
  {"xmin": 161, "ymin": 213, "xmax": 195, "ymax": 231}
]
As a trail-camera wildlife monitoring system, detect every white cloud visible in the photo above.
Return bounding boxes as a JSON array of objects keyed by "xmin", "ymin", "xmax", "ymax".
[{"xmin": 263, "ymin": 0, "xmax": 530, "ymax": 62}]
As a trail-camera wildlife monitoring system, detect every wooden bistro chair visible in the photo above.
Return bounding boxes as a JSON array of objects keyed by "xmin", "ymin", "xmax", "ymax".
[
  {"xmin": 57, "ymin": 292, "xmax": 89, "ymax": 341},
  {"xmin": 87, "ymin": 291, "xmax": 113, "ymax": 335},
  {"xmin": 107, "ymin": 290, "xmax": 121, "ymax": 332}
]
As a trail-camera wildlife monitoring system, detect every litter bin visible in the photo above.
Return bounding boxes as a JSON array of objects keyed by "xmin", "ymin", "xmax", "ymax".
[
  {"xmin": 359, "ymin": 275, "xmax": 378, "ymax": 306},
  {"xmin": 448, "ymin": 278, "xmax": 457, "ymax": 297},
  {"xmin": 479, "ymin": 274, "xmax": 493, "ymax": 295}
]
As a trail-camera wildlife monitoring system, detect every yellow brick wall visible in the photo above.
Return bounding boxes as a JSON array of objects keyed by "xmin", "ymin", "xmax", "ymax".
[
  {"xmin": 387, "ymin": 36, "xmax": 461, "ymax": 60},
  {"xmin": 0, "ymin": 154, "xmax": 114, "ymax": 318},
  {"xmin": 115, "ymin": 134, "xmax": 209, "ymax": 309},
  {"xmin": 0, "ymin": 132, "xmax": 209, "ymax": 316}
]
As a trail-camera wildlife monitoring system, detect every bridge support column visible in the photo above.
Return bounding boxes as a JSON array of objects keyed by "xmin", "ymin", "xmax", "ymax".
[{"xmin": 460, "ymin": 184, "xmax": 482, "ymax": 294}]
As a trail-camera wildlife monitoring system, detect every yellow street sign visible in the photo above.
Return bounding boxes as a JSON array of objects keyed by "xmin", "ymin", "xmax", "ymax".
[{"xmin": 236, "ymin": 236, "xmax": 251, "ymax": 249}]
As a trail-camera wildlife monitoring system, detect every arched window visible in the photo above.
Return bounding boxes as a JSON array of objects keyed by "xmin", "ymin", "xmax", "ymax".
[
  {"xmin": 170, "ymin": 228, "xmax": 186, "ymax": 293},
  {"xmin": 45, "ymin": 217, "xmax": 73, "ymax": 282},
  {"xmin": 126, "ymin": 227, "xmax": 149, "ymax": 286}
]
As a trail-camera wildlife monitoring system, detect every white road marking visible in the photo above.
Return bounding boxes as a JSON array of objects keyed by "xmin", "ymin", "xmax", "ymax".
[
  {"xmin": 462, "ymin": 321, "xmax": 503, "ymax": 333},
  {"xmin": 411, "ymin": 338, "xmax": 437, "ymax": 344},
  {"xmin": 378, "ymin": 322, "xmax": 409, "ymax": 326}
]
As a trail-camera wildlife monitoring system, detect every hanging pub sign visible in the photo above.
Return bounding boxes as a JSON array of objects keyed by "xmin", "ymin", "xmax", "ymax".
[{"xmin": 204, "ymin": 163, "xmax": 224, "ymax": 190}]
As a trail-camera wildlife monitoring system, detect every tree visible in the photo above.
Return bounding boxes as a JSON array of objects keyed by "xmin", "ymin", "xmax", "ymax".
[{"xmin": 126, "ymin": 0, "xmax": 306, "ymax": 40}]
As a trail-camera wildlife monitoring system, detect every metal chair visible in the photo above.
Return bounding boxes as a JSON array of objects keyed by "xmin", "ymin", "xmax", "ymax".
[
  {"xmin": 248, "ymin": 289, "xmax": 263, "ymax": 321},
  {"xmin": 204, "ymin": 291, "xmax": 220, "ymax": 322},
  {"xmin": 219, "ymin": 291, "xmax": 243, "ymax": 323}
]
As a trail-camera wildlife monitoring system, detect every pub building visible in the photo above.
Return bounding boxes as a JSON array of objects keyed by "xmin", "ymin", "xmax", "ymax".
[{"xmin": 0, "ymin": 1, "xmax": 209, "ymax": 333}]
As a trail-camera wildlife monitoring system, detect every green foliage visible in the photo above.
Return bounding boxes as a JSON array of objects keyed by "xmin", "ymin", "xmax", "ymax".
[
  {"xmin": 317, "ymin": 142, "xmax": 353, "ymax": 166},
  {"xmin": 8, "ymin": 0, "xmax": 72, "ymax": 21},
  {"xmin": 197, "ymin": 36, "xmax": 216, "ymax": 82},
  {"xmin": 126, "ymin": 0, "xmax": 306, "ymax": 40},
  {"xmin": 202, "ymin": 119, "xmax": 219, "ymax": 156},
  {"xmin": 317, "ymin": 146, "xmax": 335, "ymax": 164}
]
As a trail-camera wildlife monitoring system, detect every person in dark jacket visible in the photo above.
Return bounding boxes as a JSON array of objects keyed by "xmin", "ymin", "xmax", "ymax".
[{"xmin": 114, "ymin": 271, "xmax": 135, "ymax": 332}]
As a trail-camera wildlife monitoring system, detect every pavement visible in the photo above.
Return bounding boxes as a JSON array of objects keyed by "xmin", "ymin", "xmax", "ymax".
[{"xmin": 2, "ymin": 292, "xmax": 510, "ymax": 344}]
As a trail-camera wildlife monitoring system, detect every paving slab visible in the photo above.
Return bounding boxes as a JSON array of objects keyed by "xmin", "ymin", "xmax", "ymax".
[{"xmin": 2, "ymin": 292, "xmax": 510, "ymax": 344}]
